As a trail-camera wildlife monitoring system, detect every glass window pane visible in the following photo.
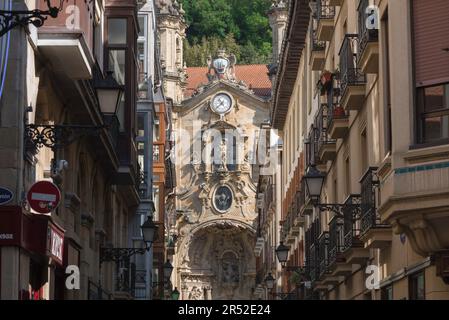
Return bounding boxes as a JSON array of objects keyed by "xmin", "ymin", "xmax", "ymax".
[
  {"xmin": 138, "ymin": 16, "xmax": 145, "ymax": 38},
  {"xmin": 153, "ymin": 145, "xmax": 160, "ymax": 162},
  {"xmin": 423, "ymin": 115, "xmax": 449, "ymax": 141},
  {"xmin": 108, "ymin": 19, "xmax": 127, "ymax": 45},
  {"xmin": 153, "ymin": 186, "xmax": 160, "ymax": 221},
  {"xmin": 153, "ymin": 115, "xmax": 160, "ymax": 141},
  {"xmin": 424, "ymin": 85, "xmax": 444, "ymax": 112},
  {"xmin": 138, "ymin": 114, "xmax": 145, "ymax": 137},
  {"xmin": 109, "ymin": 50, "xmax": 126, "ymax": 85}
]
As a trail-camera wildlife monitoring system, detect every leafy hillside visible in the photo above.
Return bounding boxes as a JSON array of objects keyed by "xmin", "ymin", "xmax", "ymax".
[{"xmin": 180, "ymin": 0, "xmax": 273, "ymax": 67}]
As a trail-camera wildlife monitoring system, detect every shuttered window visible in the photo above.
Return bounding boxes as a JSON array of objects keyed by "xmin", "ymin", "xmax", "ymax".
[{"xmin": 413, "ymin": 0, "xmax": 449, "ymax": 87}]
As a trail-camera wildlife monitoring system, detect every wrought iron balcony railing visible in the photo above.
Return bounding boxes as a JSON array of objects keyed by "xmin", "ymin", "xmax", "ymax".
[
  {"xmin": 309, "ymin": 243, "xmax": 318, "ymax": 283},
  {"xmin": 318, "ymin": 232, "xmax": 329, "ymax": 279},
  {"xmin": 316, "ymin": 103, "xmax": 336, "ymax": 152},
  {"xmin": 317, "ymin": 0, "xmax": 335, "ymax": 21},
  {"xmin": 328, "ymin": 215, "xmax": 344, "ymax": 267},
  {"xmin": 312, "ymin": 29, "xmax": 326, "ymax": 51},
  {"xmin": 305, "ymin": 125, "xmax": 320, "ymax": 167},
  {"xmin": 339, "ymin": 34, "xmax": 366, "ymax": 95},
  {"xmin": 298, "ymin": 178, "xmax": 306, "ymax": 213},
  {"xmin": 342, "ymin": 194, "xmax": 362, "ymax": 252},
  {"xmin": 360, "ymin": 167, "xmax": 385, "ymax": 235},
  {"xmin": 357, "ymin": 0, "xmax": 378, "ymax": 63},
  {"xmin": 87, "ymin": 280, "xmax": 113, "ymax": 300}
]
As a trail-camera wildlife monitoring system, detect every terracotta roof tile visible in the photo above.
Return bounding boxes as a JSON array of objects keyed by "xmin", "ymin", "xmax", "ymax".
[{"xmin": 185, "ymin": 65, "xmax": 272, "ymax": 99}]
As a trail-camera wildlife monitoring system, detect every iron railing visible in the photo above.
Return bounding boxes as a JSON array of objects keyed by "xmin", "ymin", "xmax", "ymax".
[
  {"xmin": 305, "ymin": 125, "xmax": 319, "ymax": 167},
  {"xmin": 316, "ymin": 103, "xmax": 336, "ymax": 152},
  {"xmin": 134, "ymin": 269, "xmax": 147, "ymax": 299},
  {"xmin": 318, "ymin": 232, "xmax": 329, "ymax": 279},
  {"xmin": 298, "ymin": 179, "xmax": 306, "ymax": 214},
  {"xmin": 342, "ymin": 195, "xmax": 362, "ymax": 252},
  {"xmin": 312, "ymin": 29, "xmax": 326, "ymax": 51},
  {"xmin": 317, "ymin": 0, "xmax": 335, "ymax": 21},
  {"xmin": 360, "ymin": 167, "xmax": 384, "ymax": 234},
  {"xmin": 87, "ymin": 280, "xmax": 113, "ymax": 300},
  {"xmin": 306, "ymin": 219, "xmax": 321, "ymax": 282},
  {"xmin": 339, "ymin": 34, "xmax": 366, "ymax": 95},
  {"xmin": 357, "ymin": 0, "xmax": 378, "ymax": 63},
  {"xmin": 328, "ymin": 215, "xmax": 344, "ymax": 267}
]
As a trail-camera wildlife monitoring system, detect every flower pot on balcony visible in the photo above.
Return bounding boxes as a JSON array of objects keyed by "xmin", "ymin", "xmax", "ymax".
[{"xmin": 333, "ymin": 106, "xmax": 345, "ymax": 118}]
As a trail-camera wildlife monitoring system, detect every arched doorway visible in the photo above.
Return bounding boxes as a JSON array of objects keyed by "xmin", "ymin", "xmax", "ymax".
[{"xmin": 178, "ymin": 221, "xmax": 256, "ymax": 300}]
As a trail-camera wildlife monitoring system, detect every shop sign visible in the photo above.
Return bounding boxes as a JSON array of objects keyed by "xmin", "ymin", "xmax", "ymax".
[
  {"xmin": 0, "ymin": 187, "xmax": 13, "ymax": 205},
  {"xmin": 48, "ymin": 225, "xmax": 64, "ymax": 265}
]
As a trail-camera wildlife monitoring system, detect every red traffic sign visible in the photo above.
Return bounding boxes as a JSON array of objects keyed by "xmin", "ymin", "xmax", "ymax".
[{"xmin": 27, "ymin": 181, "xmax": 61, "ymax": 214}]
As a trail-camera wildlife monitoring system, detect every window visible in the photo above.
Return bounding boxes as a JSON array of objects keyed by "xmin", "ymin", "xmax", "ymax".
[
  {"xmin": 361, "ymin": 129, "xmax": 368, "ymax": 174},
  {"xmin": 409, "ymin": 272, "xmax": 425, "ymax": 300},
  {"xmin": 381, "ymin": 10, "xmax": 392, "ymax": 154},
  {"xmin": 417, "ymin": 83, "xmax": 449, "ymax": 144},
  {"xmin": 153, "ymin": 185, "xmax": 160, "ymax": 221},
  {"xmin": 137, "ymin": 114, "xmax": 145, "ymax": 137},
  {"xmin": 382, "ymin": 285, "xmax": 393, "ymax": 300},
  {"xmin": 153, "ymin": 114, "xmax": 160, "ymax": 142},
  {"xmin": 345, "ymin": 157, "xmax": 350, "ymax": 197},
  {"xmin": 108, "ymin": 19, "xmax": 127, "ymax": 45},
  {"xmin": 107, "ymin": 18, "xmax": 129, "ymax": 132}
]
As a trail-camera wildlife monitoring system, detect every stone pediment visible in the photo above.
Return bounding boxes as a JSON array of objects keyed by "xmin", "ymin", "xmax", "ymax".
[{"xmin": 179, "ymin": 80, "xmax": 269, "ymax": 115}]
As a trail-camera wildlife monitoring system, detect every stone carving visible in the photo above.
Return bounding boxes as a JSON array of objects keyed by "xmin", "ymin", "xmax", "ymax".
[
  {"xmin": 207, "ymin": 50, "xmax": 237, "ymax": 82},
  {"xmin": 188, "ymin": 286, "xmax": 204, "ymax": 300}
]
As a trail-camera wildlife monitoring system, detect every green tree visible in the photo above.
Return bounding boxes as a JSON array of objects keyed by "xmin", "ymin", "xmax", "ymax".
[{"xmin": 180, "ymin": 0, "xmax": 273, "ymax": 66}]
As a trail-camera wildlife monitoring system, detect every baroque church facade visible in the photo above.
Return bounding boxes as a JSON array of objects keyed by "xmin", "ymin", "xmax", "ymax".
[{"xmin": 156, "ymin": 0, "xmax": 272, "ymax": 300}]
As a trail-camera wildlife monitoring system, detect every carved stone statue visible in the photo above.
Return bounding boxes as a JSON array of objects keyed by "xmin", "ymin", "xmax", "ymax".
[
  {"xmin": 220, "ymin": 139, "xmax": 227, "ymax": 170},
  {"xmin": 206, "ymin": 50, "xmax": 237, "ymax": 82}
]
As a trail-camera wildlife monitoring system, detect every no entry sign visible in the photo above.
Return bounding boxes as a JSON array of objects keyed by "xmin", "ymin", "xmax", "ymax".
[{"xmin": 27, "ymin": 181, "xmax": 61, "ymax": 214}]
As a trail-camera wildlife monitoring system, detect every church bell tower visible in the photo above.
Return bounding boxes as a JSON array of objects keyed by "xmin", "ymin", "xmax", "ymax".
[{"xmin": 156, "ymin": 0, "xmax": 187, "ymax": 105}]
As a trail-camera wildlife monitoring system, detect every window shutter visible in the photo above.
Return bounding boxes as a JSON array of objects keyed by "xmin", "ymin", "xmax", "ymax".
[{"xmin": 413, "ymin": 0, "xmax": 449, "ymax": 87}]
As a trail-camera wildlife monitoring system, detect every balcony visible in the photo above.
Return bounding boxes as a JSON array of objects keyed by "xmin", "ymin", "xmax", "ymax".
[
  {"xmin": 359, "ymin": 167, "xmax": 392, "ymax": 249},
  {"xmin": 357, "ymin": 0, "xmax": 379, "ymax": 74},
  {"xmin": 339, "ymin": 34, "xmax": 366, "ymax": 111},
  {"xmin": 316, "ymin": 0, "xmax": 335, "ymax": 41},
  {"xmin": 310, "ymin": 30, "xmax": 326, "ymax": 71},
  {"xmin": 300, "ymin": 178, "xmax": 314, "ymax": 216},
  {"xmin": 317, "ymin": 232, "xmax": 329, "ymax": 280},
  {"xmin": 342, "ymin": 195, "xmax": 370, "ymax": 264},
  {"xmin": 378, "ymin": 157, "xmax": 449, "ymax": 262},
  {"xmin": 327, "ymin": 215, "xmax": 352, "ymax": 277},
  {"xmin": 327, "ymin": 102, "xmax": 349, "ymax": 139},
  {"xmin": 316, "ymin": 104, "xmax": 337, "ymax": 162},
  {"xmin": 36, "ymin": 0, "xmax": 95, "ymax": 79}
]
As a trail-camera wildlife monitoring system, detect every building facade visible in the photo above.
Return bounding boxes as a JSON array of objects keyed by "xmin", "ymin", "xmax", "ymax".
[
  {"xmin": 170, "ymin": 51, "xmax": 271, "ymax": 300},
  {"xmin": 0, "ymin": 0, "xmax": 159, "ymax": 300},
  {"xmin": 265, "ymin": 0, "xmax": 449, "ymax": 300}
]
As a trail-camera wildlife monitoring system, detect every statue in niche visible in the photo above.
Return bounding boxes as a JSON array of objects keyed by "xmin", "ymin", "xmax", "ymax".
[
  {"xmin": 218, "ymin": 138, "xmax": 227, "ymax": 171},
  {"xmin": 221, "ymin": 252, "xmax": 240, "ymax": 284}
]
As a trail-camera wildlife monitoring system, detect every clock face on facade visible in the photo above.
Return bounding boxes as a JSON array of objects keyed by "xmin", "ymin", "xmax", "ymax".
[{"xmin": 211, "ymin": 93, "xmax": 232, "ymax": 114}]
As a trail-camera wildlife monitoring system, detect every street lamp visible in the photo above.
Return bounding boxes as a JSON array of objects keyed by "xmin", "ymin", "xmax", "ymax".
[
  {"xmin": 275, "ymin": 242, "xmax": 290, "ymax": 267},
  {"xmin": 141, "ymin": 217, "xmax": 158, "ymax": 247},
  {"xmin": 264, "ymin": 273, "xmax": 275, "ymax": 290},
  {"xmin": 303, "ymin": 165, "xmax": 326, "ymax": 203},
  {"xmin": 25, "ymin": 70, "xmax": 124, "ymax": 154},
  {"xmin": 0, "ymin": 0, "xmax": 65, "ymax": 37},
  {"xmin": 171, "ymin": 287, "xmax": 180, "ymax": 300},
  {"xmin": 94, "ymin": 71, "xmax": 124, "ymax": 118},
  {"xmin": 163, "ymin": 259, "xmax": 174, "ymax": 280}
]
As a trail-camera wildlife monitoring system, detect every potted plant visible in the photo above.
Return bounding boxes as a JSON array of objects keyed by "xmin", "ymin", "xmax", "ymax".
[{"xmin": 333, "ymin": 105, "xmax": 346, "ymax": 118}]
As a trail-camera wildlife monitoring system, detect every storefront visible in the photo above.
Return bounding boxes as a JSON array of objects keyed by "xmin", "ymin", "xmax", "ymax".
[{"xmin": 0, "ymin": 206, "xmax": 65, "ymax": 300}]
